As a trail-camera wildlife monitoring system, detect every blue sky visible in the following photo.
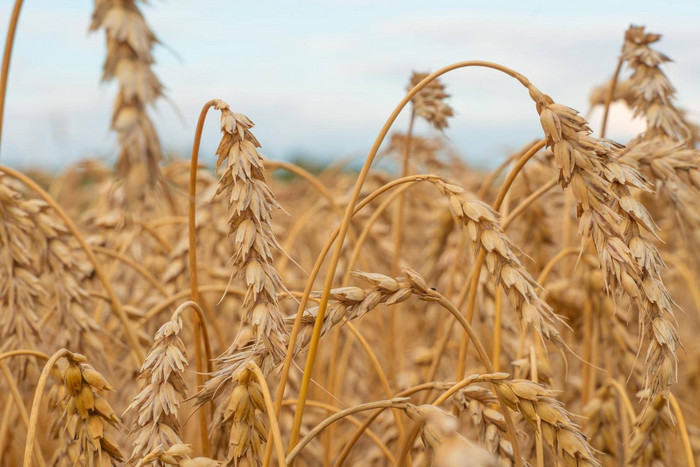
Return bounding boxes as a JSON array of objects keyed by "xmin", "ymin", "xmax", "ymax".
[{"xmin": 1, "ymin": 0, "xmax": 699, "ymax": 170}]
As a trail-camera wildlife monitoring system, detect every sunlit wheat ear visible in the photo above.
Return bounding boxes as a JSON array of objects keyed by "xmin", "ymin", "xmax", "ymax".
[
  {"xmin": 125, "ymin": 315, "xmax": 188, "ymax": 466},
  {"xmin": 210, "ymin": 99, "xmax": 288, "ymax": 364},
  {"xmin": 493, "ymin": 379, "xmax": 600, "ymax": 466},
  {"xmin": 60, "ymin": 352, "xmax": 124, "ymax": 466},
  {"xmin": 528, "ymin": 84, "xmax": 680, "ymax": 399},
  {"xmin": 90, "ymin": 0, "xmax": 165, "ymax": 203},
  {"xmin": 405, "ymin": 404, "xmax": 498, "ymax": 467},
  {"xmin": 430, "ymin": 177, "xmax": 566, "ymax": 348},
  {"xmin": 408, "ymin": 71, "xmax": 454, "ymax": 131}
]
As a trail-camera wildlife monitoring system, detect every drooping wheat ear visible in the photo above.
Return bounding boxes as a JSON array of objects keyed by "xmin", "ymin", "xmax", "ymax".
[
  {"xmin": 628, "ymin": 393, "xmax": 674, "ymax": 466},
  {"xmin": 198, "ymin": 272, "xmax": 415, "ymax": 417},
  {"xmin": 405, "ymin": 404, "xmax": 498, "ymax": 467},
  {"xmin": 209, "ymin": 99, "xmax": 288, "ymax": 364},
  {"xmin": 60, "ymin": 352, "xmax": 124, "ymax": 466},
  {"xmin": 221, "ymin": 367, "xmax": 267, "ymax": 467},
  {"xmin": 90, "ymin": 0, "xmax": 165, "ymax": 198},
  {"xmin": 493, "ymin": 379, "xmax": 600, "ymax": 467},
  {"xmin": 0, "ymin": 180, "xmax": 44, "ymax": 358},
  {"xmin": 451, "ymin": 386, "xmax": 515, "ymax": 464},
  {"xmin": 621, "ymin": 25, "xmax": 692, "ymax": 142},
  {"xmin": 408, "ymin": 71, "xmax": 454, "ymax": 131},
  {"xmin": 0, "ymin": 179, "xmax": 105, "ymax": 371},
  {"xmin": 430, "ymin": 178, "xmax": 566, "ymax": 348},
  {"xmin": 528, "ymin": 84, "xmax": 680, "ymax": 399},
  {"xmin": 125, "ymin": 314, "xmax": 189, "ymax": 466}
]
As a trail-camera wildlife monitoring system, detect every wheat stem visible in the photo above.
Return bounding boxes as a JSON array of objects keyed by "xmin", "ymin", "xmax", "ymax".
[
  {"xmin": 0, "ymin": 0, "xmax": 22, "ymax": 153},
  {"xmin": 23, "ymin": 348, "xmax": 71, "ymax": 467}
]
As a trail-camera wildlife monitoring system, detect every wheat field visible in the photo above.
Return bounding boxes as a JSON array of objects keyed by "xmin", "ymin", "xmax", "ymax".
[{"xmin": 0, "ymin": 2, "xmax": 699, "ymax": 466}]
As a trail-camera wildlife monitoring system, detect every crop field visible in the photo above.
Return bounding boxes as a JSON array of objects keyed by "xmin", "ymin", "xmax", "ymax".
[{"xmin": 0, "ymin": 2, "xmax": 699, "ymax": 466}]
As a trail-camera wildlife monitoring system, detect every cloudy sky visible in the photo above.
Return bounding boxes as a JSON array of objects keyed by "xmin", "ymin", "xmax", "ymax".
[{"xmin": 1, "ymin": 0, "xmax": 699, "ymax": 170}]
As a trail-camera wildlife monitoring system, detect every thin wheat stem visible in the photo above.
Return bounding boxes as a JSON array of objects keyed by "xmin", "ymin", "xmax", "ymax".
[
  {"xmin": 23, "ymin": 348, "xmax": 71, "ymax": 467},
  {"xmin": 669, "ymin": 393, "xmax": 696, "ymax": 467},
  {"xmin": 279, "ymin": 399, "xmax": 395, "ymax": 464},
  {"xmin": 503, "ymin": 176, "xmax": 558, "ymax": 229},
  {"xmin": 287, "ymin": 399, "xmax": 410, "ymax": 464},
  {"xmin": 288, "ymin": 61, "xmax": 535, "ymax": 453},
  {"xmin": 187, "ymin": 99, "xmax": 219, "ymax": 457},
  {"xmin": 92, "ymin": 245, "xmax": 169, "ymax": 296},
  {"xmin": 0, "ymin": 362, "xmax": 46, "ymax": 467},
  {"xmin": 0, "ymin": 0, "xmax": 23, "ymax": 153},
  {"xmin": 600, "ymin": 57, "xmax": 624, "ymax": 139},
  {"xmin": 0, "ymin": 350, "xmax": 50, "ymax": 363},
  {"xmin": 345, "ymin": 321, "xmax": 406, "ymax": 440},
  {"xmin": 246, "ymin": 362, "xmax": 285, "ymax": 467}
]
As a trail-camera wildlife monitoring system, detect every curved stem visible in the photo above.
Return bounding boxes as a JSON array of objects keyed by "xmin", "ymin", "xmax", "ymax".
[
  {"xmin": 456, "ymin": 139, "xmax": 546, "ymax": 382},
  {"xmin": 23, "ymin": 348, "xmax": 71, "ymax": 467},
  {"xmin": 0, "ymin": 166, "xmax": 145, "ymax": 365},
  {"xmin": 605, "ymin": 378, "xmax": 637, "ymax": 423},
  {"xmin": 344, "ymin": 321, "xmax": 406, "ymax": 440},
  {"xmin": 600, "ymin": 57, "xmax": 624, "ymax": 139},
  {"xmin": 92, "ymin": 245, "xmax": 169, "ymax": 296},
  {"xmin": 188, "ymin": 99, "xmax": 218, "ymax": 457},
  {"xmin": 503, "ymin": 176, "xmax": 558, "ymax": 229},
  {"xmin": 170, "ymin": 301, "xmax": 214, "ymax": 377},
  {"xmin": 334, "ymin": 382, "xmax": 451, "ymax": 466},
  {"xmin": 669, "ymin": 393, "xmax": 696, "ymax": 467},
  {"xmin": 286, "ymin": 398, "xmax": 410, "ymax": 464},
  {"xmin": 288, "ymin": 61, "xmax": 534, "ymax": 454},
  {"xmin": 245, "ymin": 362, "xmax": 285, "ymax": 467},
  {"xmin": 0, "ymin": 361, "xmax": 46, "ymax": 467},
  {"xmin": 0, "ymin": 0, "xmax": 23, "ymax": 153},
  {"xmin": 279, "ymin": 399, "xmax": 395, "ymax": 464},
  {"xmin": 492, "ymin": 285, "xmax": 503, "ymax": 371},
  {"xmin": 389, "ymin": 110, "xmax": 416, "ymax": 387},
  {"xmin": 535, "ymin": 246, "xmax": 581, "ymax": 285},
  {"xmin": 0, "ymin": 349, "xmax": 50, "ymax": 363}
]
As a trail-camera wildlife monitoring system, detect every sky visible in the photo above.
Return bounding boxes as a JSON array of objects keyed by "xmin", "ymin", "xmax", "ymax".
[{"xmin": 1, "ymin": 0, "xmax": 699, "ymax": 171}]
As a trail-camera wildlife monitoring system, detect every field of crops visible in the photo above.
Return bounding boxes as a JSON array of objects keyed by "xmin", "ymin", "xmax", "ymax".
[{"xmin": 1, "ymin": 2, "xmax": 699, "ymax": 466}]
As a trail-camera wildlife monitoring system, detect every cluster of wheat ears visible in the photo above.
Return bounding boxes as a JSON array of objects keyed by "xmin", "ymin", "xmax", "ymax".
[{"xmin": 0, "ymin": 2, "xmax": 699, "ymax": 466}]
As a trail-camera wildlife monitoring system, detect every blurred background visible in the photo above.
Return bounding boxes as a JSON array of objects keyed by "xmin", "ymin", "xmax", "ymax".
[{"xmin": 1, "ymin": 0, "xmax": 699, "ymax": 170}]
